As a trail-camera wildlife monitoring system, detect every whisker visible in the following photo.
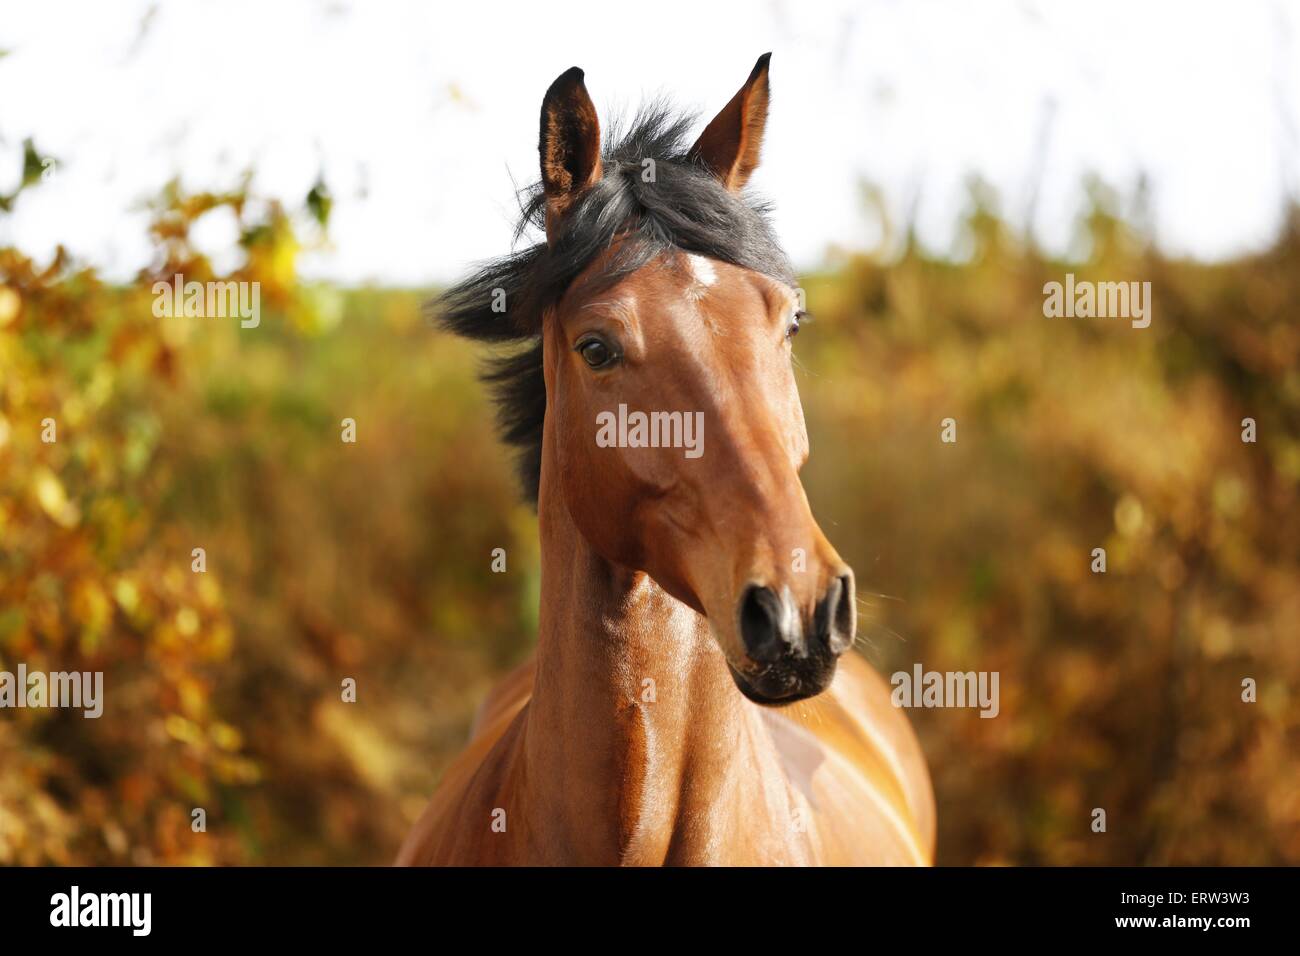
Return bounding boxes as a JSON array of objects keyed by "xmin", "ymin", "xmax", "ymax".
[
  {"xmin": 859, "ymin": 590, "xmax": 905, "ymax": 604},
  {"xmin": 852, "ymin": 609, "xmax": 909, "ymax": 646},
  {"xmin": 852, "ymin": 633, "xmax": 879, "ymax": 653},
  {"xmin": 865, "ymin": 622, "xmax": 908, "ymax": 645},
  {"xmin": 791, "ymin": 352, "xmax": 818, "ymax": 378}
]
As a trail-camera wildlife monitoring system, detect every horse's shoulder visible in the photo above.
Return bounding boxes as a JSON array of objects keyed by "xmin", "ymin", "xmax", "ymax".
[
  {"xmin": 768, "ymin": 652, "xmax": 936, "ymax": 863},
  {"xmin": 395, "ymin": 660, "xmax": 535, "ymax": 865}
]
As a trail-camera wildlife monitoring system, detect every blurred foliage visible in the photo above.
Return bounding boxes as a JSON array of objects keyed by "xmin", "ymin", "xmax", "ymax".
[
  {"xmin": 0, "ymin": 165, "xmax": 535, "ymax": 864},
  {"xmin": 801, "ymin": 183, "xmax": 1300, "ymax": 864},
  {"xmin": 0, "ymin": 154, "xmax": 1296, "ymax": 864}
]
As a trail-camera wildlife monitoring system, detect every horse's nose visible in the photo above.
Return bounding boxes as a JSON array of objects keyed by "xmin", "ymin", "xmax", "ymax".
[
  {"xmin": 738, "ymin": 584, "xmax": 796, "ymax": 662},
  {"xmin": 738, "ymin": 571, "xmax": 856, "ymax": 662}
]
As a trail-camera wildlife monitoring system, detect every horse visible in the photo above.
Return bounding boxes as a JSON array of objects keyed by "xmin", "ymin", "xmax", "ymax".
[{"xmin": 398, "ymin": 54, "xmax": 935, "ymax": 865}]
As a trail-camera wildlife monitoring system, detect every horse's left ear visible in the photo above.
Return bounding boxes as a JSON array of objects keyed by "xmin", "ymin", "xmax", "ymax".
[
  {"xmin": 539, "ymin": 66, "xmax": 603, "ymax": 240},
  {"xmin": 689, "ymin": 52, "xmax": 771, "ymax": 192}
]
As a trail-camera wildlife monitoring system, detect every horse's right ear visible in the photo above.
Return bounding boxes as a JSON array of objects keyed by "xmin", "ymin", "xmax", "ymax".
[{"xmin": 539, "ymin": 67, "xmax": 602, "ymax": 242}]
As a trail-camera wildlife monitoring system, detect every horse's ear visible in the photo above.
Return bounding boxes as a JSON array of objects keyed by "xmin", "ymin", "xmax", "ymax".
[
  {"xmin": 539, "ymin": 66, "xmax": 602, "ymax": 239},
  {"xmin": 689, "ymin": 53, "xmax": 771, "ymax": 192}
]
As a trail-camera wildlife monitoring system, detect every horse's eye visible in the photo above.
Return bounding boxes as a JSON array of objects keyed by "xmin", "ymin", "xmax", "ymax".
[
  {"xmin": 786, "ymin": 311, "xmax": 806, "ymax": 340},
  {"xmin": 577, "ymin": 337, "xmax": 617, "ymax": 369}
]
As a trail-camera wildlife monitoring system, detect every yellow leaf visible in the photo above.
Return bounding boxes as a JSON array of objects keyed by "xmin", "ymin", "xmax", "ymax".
[
  {"xmin": 32, "ymin": 468, "xmax": 80, "ymax": 528},
  {"xmin": 0, "ymin": 287, "xmax": 19, "ymax": 326}
]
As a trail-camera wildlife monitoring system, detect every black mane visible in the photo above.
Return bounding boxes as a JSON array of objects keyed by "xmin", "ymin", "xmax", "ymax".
[{"xmin": 435, "ymin": 102, "xmax": 794, "ymax": 502}]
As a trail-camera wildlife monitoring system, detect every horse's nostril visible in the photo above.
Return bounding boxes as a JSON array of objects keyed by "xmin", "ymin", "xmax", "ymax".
[
  {"xmin": 816, "ymin": 572, "xmax": 856, "ymax": 655},
  {"xmin": 739, "ymin": 585, "xmax": 786, "ymax": 663}
]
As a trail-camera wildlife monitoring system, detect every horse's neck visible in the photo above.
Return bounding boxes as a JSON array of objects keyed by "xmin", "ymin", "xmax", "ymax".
[{"xmin": 519, "ymin": 490, "xmax": 795, "ymax": 864}]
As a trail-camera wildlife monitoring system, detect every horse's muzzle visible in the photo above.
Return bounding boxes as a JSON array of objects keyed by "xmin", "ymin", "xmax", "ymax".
[{"xmin": 729, "ymin": 572, "xmax": 855, "ymax": 705}]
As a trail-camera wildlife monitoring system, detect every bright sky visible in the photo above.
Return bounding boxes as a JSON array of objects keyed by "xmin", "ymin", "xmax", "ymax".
[{"xmin": 1, "ymin": 0, "xmax": 1297, "ymax": 285}]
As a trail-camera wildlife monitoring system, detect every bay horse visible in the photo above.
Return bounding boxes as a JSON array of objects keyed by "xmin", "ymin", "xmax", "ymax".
[{"xmin": 398, "ymin": 55, "xmax": 935, "ymax": 865}]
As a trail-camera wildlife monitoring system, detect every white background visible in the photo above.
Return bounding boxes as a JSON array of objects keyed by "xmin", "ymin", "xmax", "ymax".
[{"xmin": 1, "ymin": 0, "xmax": 1297, "ymax": 284}]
